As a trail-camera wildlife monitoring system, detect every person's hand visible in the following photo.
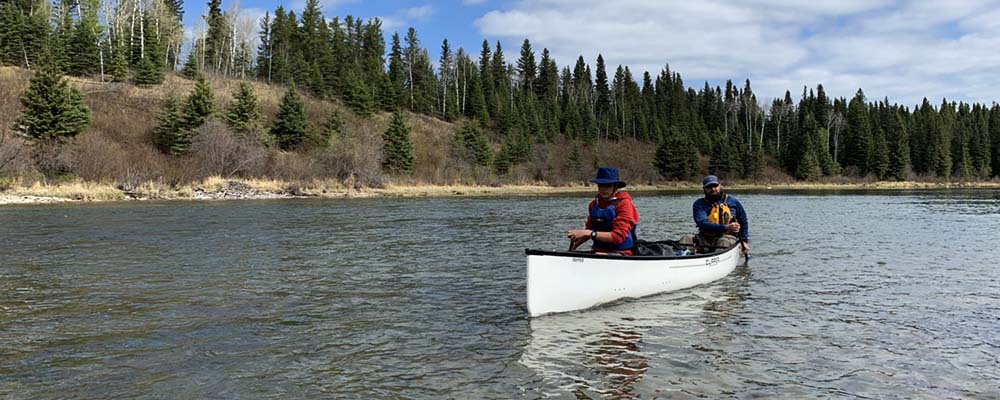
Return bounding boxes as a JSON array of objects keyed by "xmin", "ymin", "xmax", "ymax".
[
  {"xmin": 740, "ymin": 241, "xmax": 750, "ymax": 255},
  {"xmin": 566, "ymin": 229, "xmax": 592, "ymax": 241},
  {"xmin": 567, "ymin": 229, "xmax": 592, "ymax": 251},
  {"xmin": 726, "ymin": 222, "xmax": 741, "ymax": 234}
]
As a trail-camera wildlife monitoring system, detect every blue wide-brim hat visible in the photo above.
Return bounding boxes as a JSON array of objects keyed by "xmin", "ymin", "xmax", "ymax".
[{"xmin": 591, "ymin": 166, "xmax": 626, "ymax": 188}]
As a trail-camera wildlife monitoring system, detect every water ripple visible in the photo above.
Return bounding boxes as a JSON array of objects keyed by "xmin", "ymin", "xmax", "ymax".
[{"xmin": 1, "ymin": 192, "xmax": 999, "ymax": 398}]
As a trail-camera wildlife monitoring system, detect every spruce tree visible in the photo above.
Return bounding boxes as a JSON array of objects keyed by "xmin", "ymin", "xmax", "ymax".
[
  {"xmin": 256, "ymin": 12, "xmax": 272, "ymax": 81},
  {"xmin": 795, "ymin": 149, "xmax": 822, "ymax": 181},
  {"xmin": 225, "ymin": 81, "xmax": 262, "ymax": 138},
  {"xmin": 382, "ymin": 110, "xmax": 414, "ymax": 173},
  {"xmin": 314, "ymin": 110, "xmax": 343, "ymax": 147},
  {"xmin": 387, "ymin": 32, "xmax": 405, "ymax": 109},
  {"xmin": 817, "ymin": 128, "xmax": 841, "ymax": 176},
  {"xmin": 517, "ymin": 38, "xmax": 536, "ymax": 95},
  {"xmin": 181, "ymin": 75, "xmax": 216, "ymax": 130},
  {"xmin": 594, "ymin": 54, "xmax": 610, "ymax": 136},
  {"xmin": 204, "ymin": 0, "xmax": 227, "ymax": 72},
  {"xmin": 886, "ymin": 110, "xmax": 910, "ymax": 181},
  {"xmin": 153, "ymin": 93, "xmax": 188, "ymax": 155},
  {"xmin": 990, "ymin": 106, "xmax": 1000, "ymax": 177},
  {"xmin": 271, "ymin": 86, "xmax": 309, "ymax": 150},
  {"xmin": 68, "ymin": 0, "xmax": 101, "ymax": 77},
  {"xmin": 12, "ymin": 63, "xmax": 91, "ymax": 142},
  {"xmin": 844, "ymin": 90, "xmax": 872, "ymax": 175},
  {"xmin": 134, "ymin": 13, "xmax": 165, "ymax": 85},
  {"xmin": 109, "ymin": 45, "xmax": 129, "ymax": 82},
  {"xmin": 346, "ymin": 73, "xmax": 376, "ymax": 118},
  {"xmin": 455, "ymin": 122, "xmax": 492, "ymax": 167},
  {"xmin": 708, "ymin": 133, "xmax": 737, "ymax": 179},
  {"xmin": 182, "ymin": 45, "xmax": 201, "ymax": 79},
  {"xmin": 654, "ymin": 131, "xmax": 698, "ymax": 180},
  {"xmin": 869, "ymin": 126, "xmax": 890, "ymax": 179},
  {"xmin": 134, "ymin": 54, "xmax": 163, "ymax": 85}
]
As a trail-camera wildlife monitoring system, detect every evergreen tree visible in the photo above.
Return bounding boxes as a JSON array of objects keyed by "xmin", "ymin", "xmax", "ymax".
[
  {"xmin": 594, "ymin": 54, "xmax": 610, "ymax": 137},
  {"xmin": 886, "ymin": 109, "xmax": 910, "ymax": 180},
  {"xmin": 813, "ymin": 127, "xmax": 836, "ymax": 176},
  {"xmin": 346, "ymin": 72, "xmax": 376, "ymax": 118},
  {"xmin": 844, "ymin": 89, "xmax": 872, "ymax": 175},
  {"xmin": 0, "ymin": 2, "xmax": 45, "ymax": 67},
  {"xmin": 134, "ymin": 13, "xmax": 165, "ymax": 85},
  {"xmin": 386, "ymin": 32, "xmax": 405, "ymax": 109},
  {"xmin": 68, "ymin": 0, "xmax": 101, "ymax": 76},
  {"xmin": 225, "ymin": 81, "xmax": 263, "ymax": 138},
  {"xmin": 746, "ymin": 136, "xmax": 766, "ymax": 180},
  {"xmin": 708, "ymin": 132, "xmax": 739, "ymax": 179},
  {"xmin": 315, "ymin": 110, "xmax": 343, "ymax": 146},
  {"xmin": 990, "ymin": 106, "xmax": 1000, "ymax": 177},
  {"xmin": 478, "ymin": 39, "xmax": 493, "ymax": 124},
  {"xmin": 271, "ymin": 86, "xmax": 308, "ymax": 150},
  {"xmin": 256, "ymin": 11, "xmax": 272, "ymax": 81},
  {"xmin": 795, "ymin": 149, "xmax": 822, "ymax": 181},
  {"xmin": 134, "ymin": 54, "xmax": 163, "ymax": 85},
  {"xmin": 50, "ymin": 0, "xmax": 74, "ymax": 72},
  {"xmin": 382, "ymin": 110, "xmax": 414, "ymax": 173},
  {"xmin": 537, "ymin": 48, "xmax": 558, "ymax": 100},
  {"xmin": 204, "ymin": 0, "xmax": 228, "ymax": 72},
  {"xmin": 153, "ymin": 93, "xmax": 188, "ymax": 155},
  {"xmin": 870, "ymin": 125, "xmax": 890, "ymax": 179},
  {"xmin": 181, "ymin": 75, "xmax": 216, "ymax": 130},
  {"xmin": 517, "ymin": 38, "xmax": 536, "ymax": 95},
  {"xmin": 654, "ymin": 130, "xmax": 698, "ymax": 180},
  {"xmin": 438, "ymin": 38, "xmax": 455, "ymax": 119},
  {"xmin": 109, "ymin": 44, "xmax": 129, "ymax": 82},
  {"xmin": 454, "ymin": 122, "xmax": 492, "ymax": 167},
  {"xmin": 182, "ymin": 44, "xmax": 201, "ymax": 79},
  {"xmin": 12, "ymin": 62, "xmax": 91, "ymax": 142},
  {"xmin": 970, "ymin": 108, "xmax": 991, "ymax": 178}
]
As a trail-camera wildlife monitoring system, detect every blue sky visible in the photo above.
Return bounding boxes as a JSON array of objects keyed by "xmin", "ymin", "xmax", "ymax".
[{"xmin": 181, "ymin": 0, "xmax": 1000, "ymax": 108}]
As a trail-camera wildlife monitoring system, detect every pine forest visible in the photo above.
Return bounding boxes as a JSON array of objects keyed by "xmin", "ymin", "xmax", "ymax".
[{"xmin": 2, "ymin": 0, "xmax": 999, "ymax": 195}]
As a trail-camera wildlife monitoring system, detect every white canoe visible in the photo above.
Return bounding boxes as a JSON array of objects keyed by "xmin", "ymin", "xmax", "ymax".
[{"xmin": 526, "ymin": 244, "xmax": 742, "ymax": 317}]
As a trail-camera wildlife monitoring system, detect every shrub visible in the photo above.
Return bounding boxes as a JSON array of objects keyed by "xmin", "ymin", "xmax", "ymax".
[{"xmin": 188, "ymin": 121, "xmax": 267, "ymax": 179}]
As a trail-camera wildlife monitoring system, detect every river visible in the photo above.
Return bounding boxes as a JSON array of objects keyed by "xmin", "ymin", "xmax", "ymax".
[{"xmin": 1, "ymin": 190, "xmax": 998, "ymax": 398}]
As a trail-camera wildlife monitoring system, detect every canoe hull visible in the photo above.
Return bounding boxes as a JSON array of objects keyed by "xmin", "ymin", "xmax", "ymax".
[{"xmin": 526, "ymin": 245, "xmax": 741, "ymax": 317}]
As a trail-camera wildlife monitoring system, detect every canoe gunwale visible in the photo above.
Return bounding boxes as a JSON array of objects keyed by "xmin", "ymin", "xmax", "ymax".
[{"xmin": 524, "ymin": 243, "xmax": 739, "ymax": 261}]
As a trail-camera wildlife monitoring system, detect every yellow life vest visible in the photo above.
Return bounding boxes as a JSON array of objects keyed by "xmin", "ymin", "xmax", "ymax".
[{"xmin": 707, "ymin": 194, "xmax": 733, "ymax": 225}]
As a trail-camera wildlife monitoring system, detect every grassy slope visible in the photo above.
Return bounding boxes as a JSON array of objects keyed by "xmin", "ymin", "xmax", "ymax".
[{"xmin": 1, "ymin": 66, "xmax": 997, "ymax": 203}]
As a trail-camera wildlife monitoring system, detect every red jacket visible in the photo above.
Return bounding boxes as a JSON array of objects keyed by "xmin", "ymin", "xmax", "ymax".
[{"xmin": 586, "ymin": 191, "xmax": 639, "ymax": 255}]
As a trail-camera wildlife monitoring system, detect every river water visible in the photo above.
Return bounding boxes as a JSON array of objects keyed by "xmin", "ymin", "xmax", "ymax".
[{"xmin": 1, "ymin": 190, "xmax": 998, "ymax": 398}]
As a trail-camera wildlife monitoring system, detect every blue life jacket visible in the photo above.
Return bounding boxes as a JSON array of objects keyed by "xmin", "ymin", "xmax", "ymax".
[{"xmin": 589, "ymin": 200, "xmax": 636, "ymax": 251}]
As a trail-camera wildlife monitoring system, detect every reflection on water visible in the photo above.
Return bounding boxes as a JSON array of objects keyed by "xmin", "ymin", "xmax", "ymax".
[{"xmin": 521, "ymin": 264, "xmax": 751, "ymax": 398}]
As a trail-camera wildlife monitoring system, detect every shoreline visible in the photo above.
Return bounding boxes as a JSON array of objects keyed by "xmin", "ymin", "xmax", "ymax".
[{"xmin": 1, "ymin": 178, "xmax": 999, "ymax": 206}]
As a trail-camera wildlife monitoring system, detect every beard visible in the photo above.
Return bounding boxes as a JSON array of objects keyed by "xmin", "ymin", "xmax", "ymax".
[{"xmin": 705, "ymin": 192, "xmax": 723, "ymax": 202}]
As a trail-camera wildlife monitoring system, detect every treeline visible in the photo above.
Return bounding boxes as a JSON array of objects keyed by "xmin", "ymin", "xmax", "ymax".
[{"xmin": 2, "ymin": 0, "xmax": 999, "ymax": 182}]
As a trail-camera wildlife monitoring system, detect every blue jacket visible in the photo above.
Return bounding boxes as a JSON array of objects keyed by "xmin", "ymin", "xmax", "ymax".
[{"xmin": 693, "ymin": 194, "xmax": 749, "ymax": 242}]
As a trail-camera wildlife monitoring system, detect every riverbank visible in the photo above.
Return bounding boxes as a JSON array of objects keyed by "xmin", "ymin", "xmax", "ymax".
[{"xmin": 1, "ymin": 177, "xmax": 998, "ymax": 205}]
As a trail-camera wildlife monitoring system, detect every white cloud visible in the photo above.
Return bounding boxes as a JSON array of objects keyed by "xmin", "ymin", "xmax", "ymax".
[
  {"xmin": 288, "ymin": 0, "xmax": 360, "ymax": 15},
  {"xmin": 379, "ymin": 16, "xmax": 406, "ymax": 32},
  {"xmin": 474, "ymin": 0, "xmax": 1000, "ymax": 105},
  {"xmin": 403, "ymin": 5, "xmax": 434, "ymax": 21},
  {"xmin": 376, "ymin": 4, "xmax": 435, "ymax": 34}
]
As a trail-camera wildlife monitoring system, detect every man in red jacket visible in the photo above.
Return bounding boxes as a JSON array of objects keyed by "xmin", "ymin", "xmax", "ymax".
[{"xmin": 567, "ymin": 166, "xmax": 639, "ymax": 255}]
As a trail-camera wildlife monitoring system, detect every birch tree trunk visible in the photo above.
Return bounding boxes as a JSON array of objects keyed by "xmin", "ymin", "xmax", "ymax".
[
  {"xmin": 130, "ymin": 0, "xmax": 137, "ymax": 56},
  {"xmin": 138, "ymin": 0, "xmax": 145, "ymax": 59}
]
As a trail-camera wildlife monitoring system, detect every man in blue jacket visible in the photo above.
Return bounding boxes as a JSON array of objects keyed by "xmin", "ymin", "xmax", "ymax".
[{"xmin": 680, "ymin": 175, "xmax": 749, "ymax": 255}]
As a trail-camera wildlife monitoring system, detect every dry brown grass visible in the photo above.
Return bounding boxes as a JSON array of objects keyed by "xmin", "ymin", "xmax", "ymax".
[{"xmin": 10, "ymin": 179, "xmax": 124, "ymax": 200}]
